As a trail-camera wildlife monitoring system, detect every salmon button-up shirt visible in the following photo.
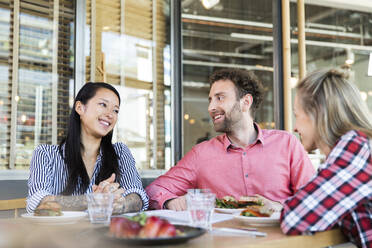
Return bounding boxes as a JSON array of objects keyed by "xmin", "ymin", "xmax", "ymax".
[{"xmin": 146, "ymin": 125, "xmax": 315, "ymax": 209}]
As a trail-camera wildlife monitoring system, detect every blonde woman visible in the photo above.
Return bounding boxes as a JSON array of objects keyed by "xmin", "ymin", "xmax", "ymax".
[{"xmin": 280, "ymin": 69, "xmax": 372, "ymax": 248}]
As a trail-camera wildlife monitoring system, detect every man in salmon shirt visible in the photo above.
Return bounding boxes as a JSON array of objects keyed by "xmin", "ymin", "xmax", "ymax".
[{"xmin": 146, "ymin": 68, "xmax": 315, "ymax": 210}]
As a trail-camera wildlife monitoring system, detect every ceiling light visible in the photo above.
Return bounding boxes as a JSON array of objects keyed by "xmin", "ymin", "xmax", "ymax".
[
  {"xmin": 200, "ymin": 0, "xmax": 219, "ymax": 10},
  {"xmin": 345, "ymin": 48, "xmax": 354, "ymax": 65},
  {"xmin": 360, "ymin": 91, "xmax": 367, "ymax": 101},
  {"xmin": 21, "ymin": 114, "xmax": 27, "ymax": 123},
  {"xmin": 290, "ymin": 77, "xmax": 298, "ymax": 88}
]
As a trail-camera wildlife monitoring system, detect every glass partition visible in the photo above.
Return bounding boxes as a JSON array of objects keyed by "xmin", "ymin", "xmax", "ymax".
[
  {"xmin": 181, "ymin": 0, "xmax": 275, "ymax": 154},
  {"xmin": 290, "ymin": 3, "xmax": 372, "ymax": 111}
]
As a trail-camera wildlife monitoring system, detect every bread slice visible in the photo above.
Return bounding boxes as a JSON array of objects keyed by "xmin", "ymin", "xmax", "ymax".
[{"xmin": 34, "ymin": 201, "xmax": 62, "ymax": 216}]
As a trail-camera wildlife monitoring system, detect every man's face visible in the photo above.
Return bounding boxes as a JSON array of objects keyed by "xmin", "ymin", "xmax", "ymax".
[{"xmin": 208, "ymin": 80, "xmax": 243, "ymax": 133}]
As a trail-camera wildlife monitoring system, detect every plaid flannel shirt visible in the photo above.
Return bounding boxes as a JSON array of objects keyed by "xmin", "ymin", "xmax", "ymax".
[{"xmin": 281, "ymin": 130, "xmax": 372, "ymax": 248}]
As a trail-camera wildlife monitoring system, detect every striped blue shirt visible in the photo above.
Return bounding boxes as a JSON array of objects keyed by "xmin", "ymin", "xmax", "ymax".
[{"xmin": 27, "ymin": 142, "xmax": 149, "ymax": 212}]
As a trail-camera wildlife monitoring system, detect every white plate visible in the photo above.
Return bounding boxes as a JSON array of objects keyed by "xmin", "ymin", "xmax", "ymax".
[
  {"xmin": 21, "ymin": 211, "xmax": 88, "ymax": 225},
  {"xmin": 214, "ymin": 208, "xmax": 244, "ymax": 214},
  {"xmin": 233, "ymin": 212, "xmax": 280, "ymax": 226}
]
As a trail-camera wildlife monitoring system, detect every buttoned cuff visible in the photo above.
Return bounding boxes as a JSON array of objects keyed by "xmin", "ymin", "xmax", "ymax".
[
  {"xmin": 123, "ymin": 188, "xmax": 149, "ymax": 211},
  {"xmin": 26, "ymin": 190, "xmax": 51, "ymax": 213},
  {"xmin": 156, "ymin": 192, "xmax": 177, "ymax": 210}
]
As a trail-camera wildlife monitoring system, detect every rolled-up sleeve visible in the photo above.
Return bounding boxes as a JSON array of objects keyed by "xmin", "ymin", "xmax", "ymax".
[
  {"xmin": 115, "ymin": 143, "xmax": 149, "ymax": 211},
  {"xmin": 145, "ymin": 148, "xmax": 198, "ymax": 209},
  {"xmin": 288, "ymin": 134, "xmax": 316, "ymax": 193},
  {"xmin": 27, "ymin": 145, "xmax": 54, "ymax": 212}
]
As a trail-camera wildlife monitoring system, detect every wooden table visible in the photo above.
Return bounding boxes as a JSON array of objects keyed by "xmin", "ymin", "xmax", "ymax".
[{"xmin": 0, "ymin": 216, "xmax": 347, "ymax": 248}]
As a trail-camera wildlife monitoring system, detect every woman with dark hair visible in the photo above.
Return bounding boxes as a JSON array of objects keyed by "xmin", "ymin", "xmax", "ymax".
[{"xmin": 27, "ymin": 82, "xmax": 148, "ymax": 213}]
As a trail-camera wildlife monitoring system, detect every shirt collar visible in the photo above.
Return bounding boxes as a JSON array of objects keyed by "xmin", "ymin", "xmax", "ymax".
[
  {"xmin": 222, "ymin": 122, "xmax": 265, "ymax": 151},
  {"xmin": 254, "ymin": 122, "xmax": 265, "ymax": 145},
  {"xmin": 61, "ymin": 142, "xmax": 104, "ymax": 158}
]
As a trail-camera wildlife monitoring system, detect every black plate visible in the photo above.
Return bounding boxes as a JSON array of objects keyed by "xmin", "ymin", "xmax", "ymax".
[{"xmin": 102, "ymin": 225, "xmax": 206, "ymax": 246}]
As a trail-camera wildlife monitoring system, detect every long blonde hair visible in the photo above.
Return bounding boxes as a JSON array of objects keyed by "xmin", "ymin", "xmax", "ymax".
[{"xmin": 296, "ymin": 68, "xmax": 372, "ymax": 149}]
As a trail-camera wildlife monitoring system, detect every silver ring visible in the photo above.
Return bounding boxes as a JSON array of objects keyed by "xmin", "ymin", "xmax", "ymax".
[
  {"xmin": 101, "ymin": 181, "xmax": 109, "ymax": 188},
  {"xmin": 109, "ymin": 185, "xmax": 116, "ymax": 192}
]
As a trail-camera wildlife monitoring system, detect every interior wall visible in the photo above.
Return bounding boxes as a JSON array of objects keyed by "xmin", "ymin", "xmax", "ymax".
[{"xmin": 0, "ymin": 180, "xmax": 27, "ymax": 200}]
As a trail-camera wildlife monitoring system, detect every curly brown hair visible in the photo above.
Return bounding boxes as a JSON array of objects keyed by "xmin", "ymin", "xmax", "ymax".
[{"xmin": 209, "ymin": 68, "xmax": 264, "ymax": 117}]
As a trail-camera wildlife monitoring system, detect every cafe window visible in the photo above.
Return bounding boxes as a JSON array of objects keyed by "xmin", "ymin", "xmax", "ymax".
[
  {"xmin": 0, "ymin": 0, "xmax": 75, "ymax": 170},
  {"xmin": 181, "ymin": 0, "xmax": 276, "ymax": 155},
  {"xmin": 2, "ymin": 0, "xmax": 370, "ymax": 175},
  {"xmin": 290, "ymin": 1, "xmax": 372, "ymax": 117},
  {"xmin": 1, "ymin": 0, "xmax": 171, "ymax": 174},
  {"xmin": 85, "ymin": 0, "xmax": 171, "ymax": 171}
]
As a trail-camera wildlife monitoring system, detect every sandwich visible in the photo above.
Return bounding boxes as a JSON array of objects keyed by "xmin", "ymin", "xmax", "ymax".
[
  {"xmin": 239, "ymin": 196, "xmax": 284, "ymax": 217},
  {"xmin": 238, "ymin": 196, "xmax": 264, "ymax": 207},
  {"xmin": 240, "ymin": 205, "xmax": 272, "ymax": 217},
  {"xmin": 34, "ymin": 201, "xmax": 63, "ymax": 216},
  {"xmin": 215, "ymin": 196, "xmax": 240, "ymax": 208},
  {"xmin": 216, "ymin": 196, "xmax": 265, "ymax": 209}
]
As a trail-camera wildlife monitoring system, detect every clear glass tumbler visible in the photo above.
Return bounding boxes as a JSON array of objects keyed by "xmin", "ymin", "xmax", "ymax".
[
  {"xmin": 186, "ymin": 189, "xmax": 216, "ymax": 230},
  {"xmin": 86, "ymin": 193, "xmax": 114, "ymax": 225}
]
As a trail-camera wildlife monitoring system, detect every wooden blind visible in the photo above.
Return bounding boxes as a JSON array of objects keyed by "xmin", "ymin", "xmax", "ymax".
[
  {"xmin": 154, "ymin": 0, "xmax": 166, "ymax": 169},
  {"xmin": 86, "ymin": 0, "xmax": 167, "ymax": 169},
  {"xmin": 0, "ymin": 0, "xmax": 74, "ymax": 169},
  {"xmin": 56, "ymin": 0, "xmax": 74, "ymax": 141},
  {"xmin": 0, "ymin": 0, "xmax": 11, "ymax": 169}
]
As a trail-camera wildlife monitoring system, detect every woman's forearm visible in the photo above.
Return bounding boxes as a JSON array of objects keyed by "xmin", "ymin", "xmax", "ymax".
[
  {"xmin": 41, "ymin": 193, "xmax": 143, "ymax": 213},
  {"xmin": 41, "ymin": 195, "xmax": 87, "ymax": 211},
  {"xmin": 121, "ymin": 193, "xmax": 143, "ymax": 213}
]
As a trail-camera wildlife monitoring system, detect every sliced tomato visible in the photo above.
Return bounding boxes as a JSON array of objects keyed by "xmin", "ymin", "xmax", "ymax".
[{"xmin": 241, "ymin": 209, "xmax": 269, "ymax": 217}]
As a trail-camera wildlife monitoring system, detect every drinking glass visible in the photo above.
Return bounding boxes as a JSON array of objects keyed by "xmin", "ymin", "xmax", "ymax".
[
  {"xmin": 186, "ymin": 189, "xmax": 216, "ymax": 230},
  {"xmin": 86, "ymin": 193, "xmax": 114, "ymax": 225}
]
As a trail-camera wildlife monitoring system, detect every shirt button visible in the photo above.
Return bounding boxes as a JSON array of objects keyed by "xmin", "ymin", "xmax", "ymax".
[
  {"xmin": 245, "ymin": 174, "xmax": 248, "ymax": 178},
  {"xmin": 243, "ymin": 152, "xmax": 246, "ymax": 156}
]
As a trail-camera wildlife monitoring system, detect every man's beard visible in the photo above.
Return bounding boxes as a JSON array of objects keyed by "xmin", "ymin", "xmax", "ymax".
[{"xmin": 213, "ymin": 102, "xmax": 242, "ymax": 133}]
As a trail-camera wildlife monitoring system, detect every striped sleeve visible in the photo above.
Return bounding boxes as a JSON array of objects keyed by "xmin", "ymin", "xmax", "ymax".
[
  {"xmin": 114, "ymin": 143, "xmax": 149, "ymax": 211},
  {"xmin": 27, "ymin": 145, "xmax": 54, "ymax": 212}
]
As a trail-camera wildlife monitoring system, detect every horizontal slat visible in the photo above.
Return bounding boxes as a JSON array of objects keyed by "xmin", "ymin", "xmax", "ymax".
[
  {"xmin": 125, "ymin": 6, "xmax": 152, "ymax": 17},
  {"xmin": 0, "ymin": 198, "xmax": 26, "ymax": 211},
  {"xmin": 126, "ymin": 0, "xmax": 151, "ymax": 10}
]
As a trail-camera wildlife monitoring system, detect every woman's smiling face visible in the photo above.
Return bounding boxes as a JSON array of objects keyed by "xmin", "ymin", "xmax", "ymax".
[{"xmin": 76, "ymin": 87, "xmax": 120, "ymax": 138}]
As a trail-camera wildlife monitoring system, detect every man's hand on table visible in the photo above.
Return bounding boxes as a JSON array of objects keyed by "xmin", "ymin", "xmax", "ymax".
[
  {"xmin": 165, "ymin": 195, "xmax": 187, "ymax": 211},
  {"xmin": 251, "ymin": 194, "xmax": 283, "ymax": 213}
]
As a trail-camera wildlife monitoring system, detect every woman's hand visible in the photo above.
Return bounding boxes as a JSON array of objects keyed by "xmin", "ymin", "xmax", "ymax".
[
  {"xmin": 92, "ymin": 173, "xmax": 117, "ymax": 193},
  {"xmin": 93, "ymin": 173, "xmax": 126, "ymax": 213}
]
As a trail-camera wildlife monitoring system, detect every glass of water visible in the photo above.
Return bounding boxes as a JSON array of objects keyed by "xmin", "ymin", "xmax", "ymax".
[
  {"xmin": 186, "ymin": 189, "xmax": 216, "ymax": 230},
  {"xmin": 86, "ymin": 193, "xmax": 114, "ymax": 225}
]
